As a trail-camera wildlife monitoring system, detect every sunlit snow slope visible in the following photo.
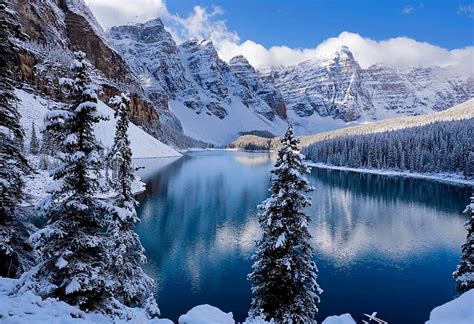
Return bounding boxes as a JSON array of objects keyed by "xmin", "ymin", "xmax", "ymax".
[{"xmin": 16, "ymin": 89, "xmax": 181, "ymax": 158}]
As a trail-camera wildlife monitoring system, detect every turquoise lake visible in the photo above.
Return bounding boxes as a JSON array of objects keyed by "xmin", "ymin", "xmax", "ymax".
[{"xmin": 135, "ymin": 151, "xmax": 471, "ymax": 323}]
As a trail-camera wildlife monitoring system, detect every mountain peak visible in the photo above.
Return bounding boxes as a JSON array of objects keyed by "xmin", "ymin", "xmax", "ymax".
[
  {"xmin": 335, "ymin": 45, "xmax": 356, "ymax": 62},
  {"xmin": 181, "ymin": 38, "xmax": 214, "ymax": 49},
  {"xmin": 229, "ymin": 55, "xmax": 251, "ymax": 66},
  {"xmin": 142, "ymin": 17, "xmax": 165, "ymax": 29}
]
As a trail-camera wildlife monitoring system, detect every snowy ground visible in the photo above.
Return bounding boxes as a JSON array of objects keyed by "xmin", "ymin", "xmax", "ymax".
[
  {"xmin": 20, "ymin": 154, "xmax": 146, "ymax": 207},
  {"xmin": 0, "ymin": 278, "xmax": 172, "ymax": 324},
  {"xmin": 17, "ymin": 89, "xmax": 181, "ymax": 159},
  {"xmin": 1, "ymin": 275, "xmax": 472, "ymax": 324},
  {"xmin": 426, "ymin": 289, "xmax": 474, "ymax": 324},
  {"xmin": 307, "ymin": 163, "xmax": 474, "ymax": 187}
]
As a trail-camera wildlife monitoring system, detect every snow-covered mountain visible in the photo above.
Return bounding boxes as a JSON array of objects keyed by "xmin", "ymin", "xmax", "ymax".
[
  {"xmin": 109, "ymin": 16, "xmax": 472, "ymax": 142},
  {"xmin": 11, "ymin": 1, "xmax": 473, "ymax": 145},
  {"xmin": 262, "ymin": 46, "xmax": 473, "ymax": 133},
  {"xmin": 108, "ymin": 19, "xmax": 287, "ymax": 144}
]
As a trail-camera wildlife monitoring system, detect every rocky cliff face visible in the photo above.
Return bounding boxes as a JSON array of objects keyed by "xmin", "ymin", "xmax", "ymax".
[
  {"xmin": 263, "ymin": 46, "xmax": 473, "ymax": 125},
  {"xmin": 108, "ymin": 19, "xmax": 287, "ymax": 132},
  {"xmin": 262, "ymin": 46, "xmax": 373, "ymax": 122},
  {"xmin": 108, "ymin": 19, "xmax": 189, "ymax": 100},
  {"xmin": 229, "ymin": 55, "xmax": 287, "ymax": 120},
  {"xmin": 11, "ymin": 0, "xmax": 159, "ymax": 126}
]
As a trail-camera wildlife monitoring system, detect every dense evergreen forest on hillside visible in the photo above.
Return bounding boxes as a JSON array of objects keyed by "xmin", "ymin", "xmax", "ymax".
[{"xmin": 302, "ymin": 119, "xmax": 474, "ymax": 177}]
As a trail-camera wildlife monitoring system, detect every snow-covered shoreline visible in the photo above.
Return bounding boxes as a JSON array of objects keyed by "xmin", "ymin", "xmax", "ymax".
[
  {"xmin": 307, "ymin": 162, "xmax": 474, "ymax": 187},
  {"xmin": 1, "ymin": 275, "xmax": 472, "ymax": 323}
]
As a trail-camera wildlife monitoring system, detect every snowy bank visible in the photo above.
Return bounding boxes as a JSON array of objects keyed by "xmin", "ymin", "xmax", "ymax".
[
  {"xmin": 321, "ymin": 314, "xmax": 356, "ymax": 324},
  {"xmin": 16, "ymin": 89, "xmax": 181, "ymax": 159},
  {"xmin": 0, "ymin": 278, "xmax": 172, "ymax": 324},
  {"xmin": 307, "ymin": 162, "xmax": 474, "ymax": 187},
  {"xmin": 178, "ymin": 305, "xmax": 234, "ymax": 324},
  {"xmin": 425, "ymin": 289, "xmax": 474, "ymax": 324},
  {"xmin": 1, "ymin": 277, "xmax": 472, "ymax": 324}
]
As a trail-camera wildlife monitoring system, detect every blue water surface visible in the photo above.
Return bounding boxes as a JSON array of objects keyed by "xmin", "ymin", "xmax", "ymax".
[{"xmin": 135, "ymin": 151, "xmax": 471, "ymax": 323}]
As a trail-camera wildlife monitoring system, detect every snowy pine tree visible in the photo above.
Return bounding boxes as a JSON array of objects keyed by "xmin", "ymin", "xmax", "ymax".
[
  {"xmin": 453, "ymin": 193, "xmax": 474, "ymax": 292},
  {"xmin": 30, "ymin": 121, "xmax": 39, "ymax": 155},
  {"xmin": 28, "ymin": 52, "xmax": 112, "ymax": 310},
  {"xmin": 465, "ymin": 152, "xmax": 474, "ymax": 180},
  {"xmin": 105, "ymin": 93, "xmax": 157, "ymax": 314},
  {"xmin": 0, "ymin": 0, "xmax": 31, "ymax": 278},
  {"xmin": 248, "ymin": 124, "xmax": 322, "ymax": 323}
]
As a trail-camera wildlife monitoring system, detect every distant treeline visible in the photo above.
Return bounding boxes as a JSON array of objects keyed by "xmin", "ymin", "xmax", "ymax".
[
  {"xmin": 230, "ymin": 134, "xmax": 279, "ymax": 151},
  {"xmin": 302, "ymin": 118, "xmax": 474, "ymax": 177}
]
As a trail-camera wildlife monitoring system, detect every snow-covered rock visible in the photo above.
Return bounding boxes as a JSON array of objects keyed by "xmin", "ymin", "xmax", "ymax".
[
  {"xmin": 262, "ymin": 46, "xmax": 473, "ymax": 132},
  {"xmin": 229, "ymin": 55, "xmax": 287, "ymax": 121},
  {"xmin": 178, "ymin": 304, "xmax": 235, "ymax": 324},
  {"xmin": 322, "ymin": 313, "xmax": 357, "ymax": 324},
  {"xmin": 425, "ymin": 289, "xmax": 474, "ymax": 324}
]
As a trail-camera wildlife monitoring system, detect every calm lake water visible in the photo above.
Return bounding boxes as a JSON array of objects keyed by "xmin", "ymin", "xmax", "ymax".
[{"xmin": 135, "ymin": 151, "xmax": 472, "ymax": 323}]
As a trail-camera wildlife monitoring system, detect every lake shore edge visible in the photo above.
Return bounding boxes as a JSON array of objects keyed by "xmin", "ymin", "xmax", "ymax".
[{"xmin": 307, "ymin": 162, "xmax": 474, "ymax": 187}]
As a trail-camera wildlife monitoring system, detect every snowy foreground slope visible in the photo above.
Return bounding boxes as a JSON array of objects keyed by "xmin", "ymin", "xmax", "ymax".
[
  {"xmin": 0, "ymin": 275, "xmax": 472, "ymax": 323},
  {"xmin": 16, "ymin": 89, "xmax": 181, "ymax": 158}
]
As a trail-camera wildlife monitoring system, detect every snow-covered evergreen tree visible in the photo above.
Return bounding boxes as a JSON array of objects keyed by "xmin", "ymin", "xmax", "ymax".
[
  {"xmin": 30, "ymin": 121, "xmax": 39, "ymax": 155},
  {"xmin": 0, "ymin": 0, "xmax": 31, "ymax": 278},
  {"xmin": 248, "ymin": 124, "xmax": 322, "ymax": 323},
  {"xmin": 453, "ymin": 193, "xmax": 474, "ymax": 292},
  {"xmin": 105, "ymin": 93, "xmax": 157, "ymax": 312},
  {"xmin": 465, "ymin": 152, "xmax": 474, "ymax": 180},
  {"xmin": 28, "ymin": 51, "xmax": 112, "ymax": 310}
]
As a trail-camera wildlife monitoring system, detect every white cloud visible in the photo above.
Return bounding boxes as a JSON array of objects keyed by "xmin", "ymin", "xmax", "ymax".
[
  {"xmin": 164, "ymin": 5, "xmax": 239, "ymax": 45},
  {"xmin": 402, "ymin": 6, "xmax": 415, "ymax": 15},
  {"xmin": 84, "ymin": 0, "xmax": 169, "ymax": 29},
  {"xmin": 84, "ymin": 0, "xmax": 474, "ymax": 73},
  {"xmin": 458, "ymin": 4, "xmax": 474, "ymax": 18},
  {"xmin": 216, "ymin": 31, "xmax": 473, "ymax": 74}
]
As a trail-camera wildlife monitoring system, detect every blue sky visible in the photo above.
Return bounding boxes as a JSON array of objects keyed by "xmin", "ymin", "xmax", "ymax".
[
  {"xmin": 165, "ymin": 0, "xmax": 474, "ymax": 50},
  {"xmin": 86, "ymin": 0, "xmax": 473, "ymax": 71}
]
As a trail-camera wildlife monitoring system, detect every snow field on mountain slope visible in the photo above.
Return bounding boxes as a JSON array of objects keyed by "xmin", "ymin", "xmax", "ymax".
[
  {"xmin": 169, "ymin": 97, "xmax": 287, "ymax": 145},
  {"xmin": 16, "ymin": 89, "xmax": 181, "ymax": 158}
]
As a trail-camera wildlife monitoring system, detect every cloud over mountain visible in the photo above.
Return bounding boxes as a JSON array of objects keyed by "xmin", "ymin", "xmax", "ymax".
[{"xmin": 85, "ymin": 0, "xmax": 473, "ymax": 73}]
